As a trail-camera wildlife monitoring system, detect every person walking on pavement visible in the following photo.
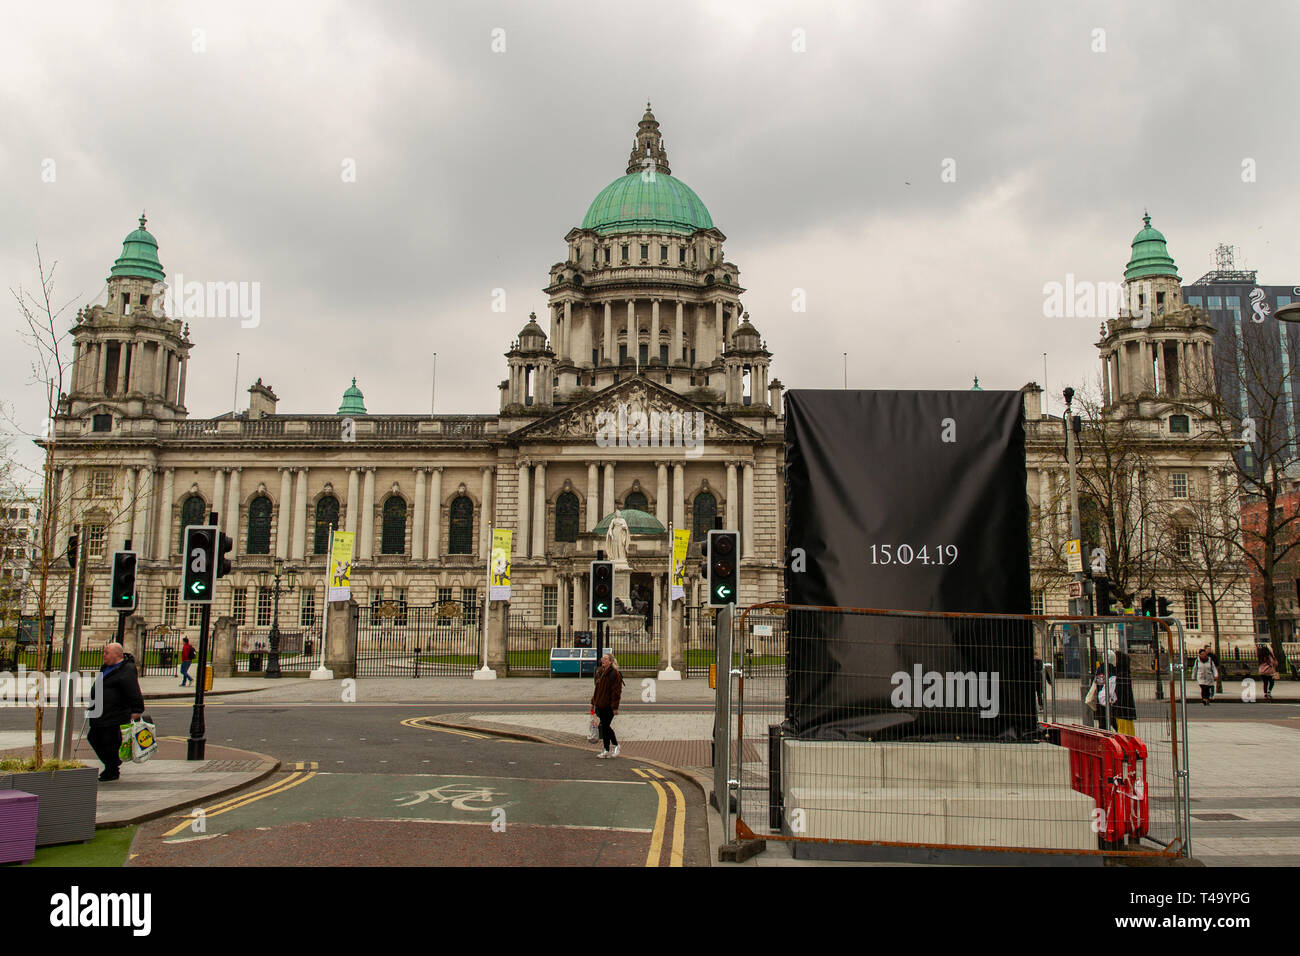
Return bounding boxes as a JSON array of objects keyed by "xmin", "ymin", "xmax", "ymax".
[
  {"xmin": 1195, "ymin": 647, "xmax": 1218, "ymax": 707},
  {"xmin": 179, "ymin": 637, "xmax": 196, "ymax": 686},
  {"xmin": 1258, "ymin": 645, "xmax": 1280, "ymax": 701},
  {"xmin": 591, "ymin": 653, "xmax": 625, "ymax": 758},
  {"xmin": 87, "ymin": 642, "xmax": 145, "ymax": 782}
]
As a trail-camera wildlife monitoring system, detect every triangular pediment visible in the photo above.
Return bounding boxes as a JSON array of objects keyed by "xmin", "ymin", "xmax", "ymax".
[{"xmin": 508, "ymin": 378, "xmax": 760, "ymax": 445}]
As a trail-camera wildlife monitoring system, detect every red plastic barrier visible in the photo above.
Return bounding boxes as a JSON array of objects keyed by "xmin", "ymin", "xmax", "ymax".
[{"xmin": 1042, "ymin": 722, "xmax": 1148, "ymax": 845}]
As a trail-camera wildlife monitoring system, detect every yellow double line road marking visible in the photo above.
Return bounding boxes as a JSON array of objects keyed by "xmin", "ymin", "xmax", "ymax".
[
  {"xmin": 399, "ymin": 716, "xmax": 489, "ymax": 739},
  {"xmin": 161, "ymin": 767, "xmax": 318, "ymax": 838},
  {"xmin": 633, "ymin": 767, "xmax": 686, "ymax": 867}
]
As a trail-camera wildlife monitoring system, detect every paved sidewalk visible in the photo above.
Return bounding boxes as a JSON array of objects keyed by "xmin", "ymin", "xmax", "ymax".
[{"xmin": 1, "ymin": 734, "xmax": 279, "ymax": 828}]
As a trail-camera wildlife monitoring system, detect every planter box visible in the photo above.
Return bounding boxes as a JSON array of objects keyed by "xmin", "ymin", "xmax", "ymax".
[
  {"xmin": 0, "ymin": 790, "xmax": 38, "ymax": 863},
  {"xmin": 0, "ymin": 767, "xmax": 98, "ymax": 846}
]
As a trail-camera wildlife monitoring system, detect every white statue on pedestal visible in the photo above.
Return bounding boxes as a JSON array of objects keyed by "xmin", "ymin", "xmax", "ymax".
[{"xmin": 606, "ymin": 510, "xmax": 630, "ymax": 563}]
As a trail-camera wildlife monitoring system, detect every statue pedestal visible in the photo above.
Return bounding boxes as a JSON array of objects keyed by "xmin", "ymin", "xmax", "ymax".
[{"xmin": 613, "ymin": 559, "xmax": 632, "ymax": 612}]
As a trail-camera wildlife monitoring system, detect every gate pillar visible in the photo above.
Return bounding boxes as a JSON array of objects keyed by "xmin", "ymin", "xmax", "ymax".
[
  {"xmin": 212, "ymin": 616, "xmax": 237, "ymax": 678},
  {"xmin": 326, "ymin": 599, "xmax": 359, "ymax": 679},
  {"xmin": 487, "ymin": 601, "xmax": 508, "ymax": 673}
]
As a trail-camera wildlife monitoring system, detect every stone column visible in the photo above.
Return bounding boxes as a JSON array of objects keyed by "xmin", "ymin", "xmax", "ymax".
[
  {"xmin": 132, "ymin": 466, "xmax": 153, "ymax": 557},
  {"xmin": 626, "ymin": 299, "xmax": 636, "ymax": 365},
  {"xmin": 656, "ymin": 462, "xmax": 668, "ymax": 524},
  {"xmin": 480, "ymin": 466, "xmax": 493, "ymax": 557},
  {"xmin": 156, "ymin": 468, "xmax": 175, "ymax": 560},
  {"xmin": 604, "ymin": 461, "xmax": 616, "ymax": 516},
  {"xmin": 360, "ymin": 468, "xmax": 376, "ymax": 559},
  {"xmin": 225, "ymin": 467, "xmax": 242, "ymax": 548},
  {"xmin": 345, "ymin": 468, "xmax": 360, "ymax": 535},
  {"xmin": 153, "ymin": 345, "xmax": 166, "ymax": 401},
  {"xmin": 293, "ymin": 468, "xmax": 309, "ymax": 560},
  {"xmin": 652, "ymin": 299, "xmax": 661, "ymax": 359},
  {"xmin": 673, "ymin": 301, "xmax": 683, "ymax": 365},
  {"xmin": 1102, "ymin": 352, "xmax": 1112, "ymax": 405},
  {"xmin": 654, "ymin": 572, "xmax": 668, "ymax": 669},
  {"xmin": 276, "ymin": 469, "xmax": 294, "ymax": 559},
  {"xmin": 115, "ymin": 341, "xmax": 129, "ymax": 396},
  {"xmin": 177, "ymin": 353, "xmax": 188, "ymax": 407},
  {"xmin": 603, "ymin": 302, "xmax": 613, "ymax": 363},
  {"xmin": 427, "ymin": 467, "xmax": 443, "ymax": 559},
  {"xmin": 517, "ymin": 460, "xmax": 531, "ymax": 558},
  {"xmin": 673, "ymin": 463, "xmax": 685, "ymax": 531},
  {"xmin": 96, "ymin": 341, "xmax": 108, "ymax": 394},
  {"xmin": 1037, "ymin": 469, "xmax": 1050, "ymax": 559},
  {"xmin": 563, "ymin": 300, "xmax": 572, "ymax": 360},
  {"xmin": 742, "ymin": 461, "xmax": 755, "ymax": 558},
  {"xmin": 586, "ymin": 462, "xmax": 600, "ymax": 531},
  {"xmin": 213, "ymin": 469, "xmax": 227, "ymax": 536},
  {"xmin": 715, "ymin": 301, "xmax": 725, "ymax": 356},
  {"xmin": 726, "ymin": 461, "xmax": 738, "ymax": 532},
  {"xmin": 532, "ymin": 461, "xmax": 547, "ymax": 558},
  {"xmin": 559, "ymin": 575, "xmax": 570, "ymax": 630},
  {"xmin": 113, "ymin": 466, "xmax": 136, "ymax": 553},
  {"xmin": 412, "ymin": 469, "xmax": 427, "ymax": 561}
]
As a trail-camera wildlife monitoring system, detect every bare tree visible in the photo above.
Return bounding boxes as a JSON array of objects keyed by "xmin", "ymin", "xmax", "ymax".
[{"xmin": 1189, "ymin": 315, "xmax": 1300, "ymax": 670}]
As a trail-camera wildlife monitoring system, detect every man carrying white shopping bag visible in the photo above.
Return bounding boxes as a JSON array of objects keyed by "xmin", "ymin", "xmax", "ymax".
[{"xmin": 87, "ymin": 642, "xmax": 145, "ymax": 782}]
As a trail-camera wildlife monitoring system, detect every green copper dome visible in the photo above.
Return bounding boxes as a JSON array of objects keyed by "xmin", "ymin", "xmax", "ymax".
[
  {"xmin": 338, "ymin": 377, "xmax": 367, "ymax": 415},
  {"xmin": 582, "ymin": 173, "xmax": 713, "ymax": 236},
  {"xmin": 593, "ymin": 509, "xmax": 666, "ymax": 535},
  {"xmin": 110, "ymin": 214, "xmax": 165, "ymax": 282},
  {"xmin": 1124, "ymin": 212, "xmax": 1179, "ymax": 281}
]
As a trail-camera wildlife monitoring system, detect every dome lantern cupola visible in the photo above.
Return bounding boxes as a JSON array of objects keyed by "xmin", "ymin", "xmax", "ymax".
[
  {"xmin": 1124, "ymin": 211, "xmax": 1180, "ymax": 282},
  {"xmin": 110, "ymin": 213, "xmax": 166, "ymax": 283},
  {"xmin": 338, "ymin": 377, "xmax": 367, "ymax": 415}
]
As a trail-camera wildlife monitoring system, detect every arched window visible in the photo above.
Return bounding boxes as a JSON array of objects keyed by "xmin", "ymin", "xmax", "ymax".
[
  {"xmin": 381, "ymin": 497, "xmax": 407, "ymax": 554},
  {"xmin": 693, "ymin": 491, "xmax": 717, "ymax": 542},
  {"xmin": 625, "ymin": 490, "xmax": 648, "ymax": 513},
  {"xmin": 449, "ymin": 496, "xmax": 474, "ymax": 555},
  {"xmin": 247, "ymin": 496, "xmax": 272, "ymax": 554},
  {"xmin": 314, "ymin": 495, "xmax": 339, "ymax": 554},
  {"xmin": 180, "ymin": 495, "xmax": 206, "ymax": 535},
  {"xmin": 555, "ymin": 491, "xmax": 580, "ymax": 543}
]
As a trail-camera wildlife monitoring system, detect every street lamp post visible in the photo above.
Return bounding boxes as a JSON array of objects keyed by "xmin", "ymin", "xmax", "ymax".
[{"xmin": 258, "ymin": 557, "xmax": 296, "ymax": 679}]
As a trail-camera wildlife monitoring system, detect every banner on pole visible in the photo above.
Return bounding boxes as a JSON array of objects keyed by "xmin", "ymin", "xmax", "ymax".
[
  {"xmin": 490, "ymin": 528, "xmax": 513, "ymax": 601},
  {"xmin": 327, "ymin": 531, "xmax": 354, "ymax": 601},
  {"xmin": 671, "ymin": 528, "xmax": 691, "ymax": 601}
]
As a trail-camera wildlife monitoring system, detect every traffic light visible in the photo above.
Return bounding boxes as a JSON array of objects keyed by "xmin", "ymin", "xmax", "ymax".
[
  {"xmin": 182, "ymin": 525, "xmax": 218, "ymax": 604},
  {"xmin": 216, "ymin": 532, "xmax": 234, "ymax": 579},
  {"xmin": 1156, "ymin": 596, "xmax": 1172, "ymax": 617},
  {"xmin": 707, "ymin": 530, "xmax": 739, "ymax": 607},
  {"xmin": 589, "ymin": 560, "xmax": 613, "ymax": 620},
  {"xmin": 1095, "ymin": 578, "xmax": 1114, "ymax": 616},
  {"xmin": 110, "ymin": 550, "xmax": 138, "ymax": 610},
  {"xmin": 1140, "ymin": 594, "xmax": 1156, "ymax": 617}
]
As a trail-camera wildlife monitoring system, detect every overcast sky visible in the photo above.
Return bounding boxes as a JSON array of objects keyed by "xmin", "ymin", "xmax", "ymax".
[{"xmin": 3, "ymin": 0, "xmax": 1297, "ymax": 480}]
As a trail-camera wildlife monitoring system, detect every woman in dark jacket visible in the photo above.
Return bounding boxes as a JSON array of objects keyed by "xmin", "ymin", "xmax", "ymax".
[{"xmin": 591, "ymin": 654, "xmax": 625, "ymax": 758}]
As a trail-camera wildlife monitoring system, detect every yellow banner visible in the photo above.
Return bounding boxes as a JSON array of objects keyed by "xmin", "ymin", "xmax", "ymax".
[
  {"xmin": 671, "ymin": 528, "xmax": 691, "ymax": 600},
  {"xmin": 327, "ymin": 531, "xmax": 354, "ymax": 601},
  {"xmin": 490, "ymin": 528, "xmax": 513, "ymax": 600}
]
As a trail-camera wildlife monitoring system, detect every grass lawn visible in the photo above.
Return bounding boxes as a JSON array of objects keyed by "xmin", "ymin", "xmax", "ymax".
[{"xmin": 2, "ymin": 825, "xmax": 136, "ymax": 868}]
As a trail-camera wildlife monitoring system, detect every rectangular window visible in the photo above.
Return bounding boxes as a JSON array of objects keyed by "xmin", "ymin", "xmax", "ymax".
[
  {"xmin": 1031, "ymin": 590, "xmax": 1045, "ymax": 616},
  {"xmin": 640, "ymin": 244, "xmax": 648, "ymax": 261},
  {"xmin": 1171, "ymin": 473, "xmax": 1188, "ymax": 498},
  {"xmin": 604, "ymin": 247, "xmax": 610, "ymax": 263},
  {"xmin": 1183, "ymin": 590, "xmax": 1200, "ymax": 629},
  {"xmin": 1226, "ymin": 296, "xmax": 1240, "ymax": 308},
  {"xmin": 679, "ymin": 247, "xmax": 686, "ymax": 264},
  {"xmin": 1186, "ymin": 296, "xmax": 1202, "ymax": 306},
  {"xmin": 299, "ymin": 588, "xmax": 317, "ymax": 629},
  {"xmin": 543, "ymin": 585, "xmax": 558, "ymax": 626},
  {"xmin": 232, "ymin": 587, "xmax": 247, "ymax": 626},
  {"xmin": 620, "ymin": 245, "xmax": 628, "ymax": 262},
  {"xmin": 659, "ymin": 244, "xmax": 667, "ymax": 262},
  {"xmin": 462, "ymin": 588, "xmax": 479, "ymax": 625},
  {"xmin": 92, "ymin": 470, "xmax": 113, "ymax": 497},
  {"xmin": 19, "ymin": 508, "xmax": 28, "ymax": 519},
  {"xmin": 82, "ymin": 585, "xmax": 94, "ymax": 625},
  {"xmin": 1175, "ymin": 528, "xmax": 1192, "ymax": 559},
  {"xmin": 87, "ymin": 523, "xmax": 106, "ymax": 558},
  {"xmin": 164, "ymin": 587, "xmax": 178, "ymax": 626},
  {"xmin": 436, "ymin": 586, "xmax": 453, "ymax": 626},
  {"xmin": 1207, "ymin": 296, "xmax": 1222, "ymax": 310},
  {"xmin": 189, "ymin": 602, "xmax": 203, "ymax": 627},
  {"xmin": 1169, "ymin": 415, "xmax": 1190, "ymax": 434},
  {"xmin": 256, "ymin": 587, "xmax": 272, "ymax": 627}
]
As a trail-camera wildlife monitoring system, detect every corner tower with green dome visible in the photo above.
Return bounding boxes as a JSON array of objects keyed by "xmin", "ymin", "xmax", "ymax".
[{"xmin": 507, "ymin": 105, "xmax": 775, "ymax": 418}]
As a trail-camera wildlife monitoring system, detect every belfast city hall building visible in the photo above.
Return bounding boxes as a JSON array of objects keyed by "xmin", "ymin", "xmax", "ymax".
[{"xmin": 47, "ymin": 106, "xmax": 786, "ymax": 665}]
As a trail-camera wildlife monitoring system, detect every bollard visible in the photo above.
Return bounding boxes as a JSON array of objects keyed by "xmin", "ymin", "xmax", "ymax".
[{"xmin": 414, "ymin": 647, "xmax": 420, "ymax": 679}]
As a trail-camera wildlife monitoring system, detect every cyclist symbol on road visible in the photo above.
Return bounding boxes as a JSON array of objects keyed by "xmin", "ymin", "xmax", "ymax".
[{"xmin": 396, "ymin": 784, "xmax": 504, "ymax": 812}]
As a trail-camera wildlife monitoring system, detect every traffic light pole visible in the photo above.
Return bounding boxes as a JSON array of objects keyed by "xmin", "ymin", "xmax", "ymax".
[{"xmin": 187, "ymin": 602, "xmax": 211, "ymax": 761}]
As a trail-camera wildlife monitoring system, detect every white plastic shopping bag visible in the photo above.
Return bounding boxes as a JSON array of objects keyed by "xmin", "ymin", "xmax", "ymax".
[
  {"xmin": 587, "ymin": 709, "xmax": 600, "ymax": 743},
  {"xmin": 129, "ymin": 715, "xmax": 159, "ymax": 763}
]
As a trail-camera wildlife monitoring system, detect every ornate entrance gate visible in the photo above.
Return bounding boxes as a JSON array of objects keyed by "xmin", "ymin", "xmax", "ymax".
[{"xmin": 354, "ymin": 601, "xmax": 478, "ymax": 677}]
